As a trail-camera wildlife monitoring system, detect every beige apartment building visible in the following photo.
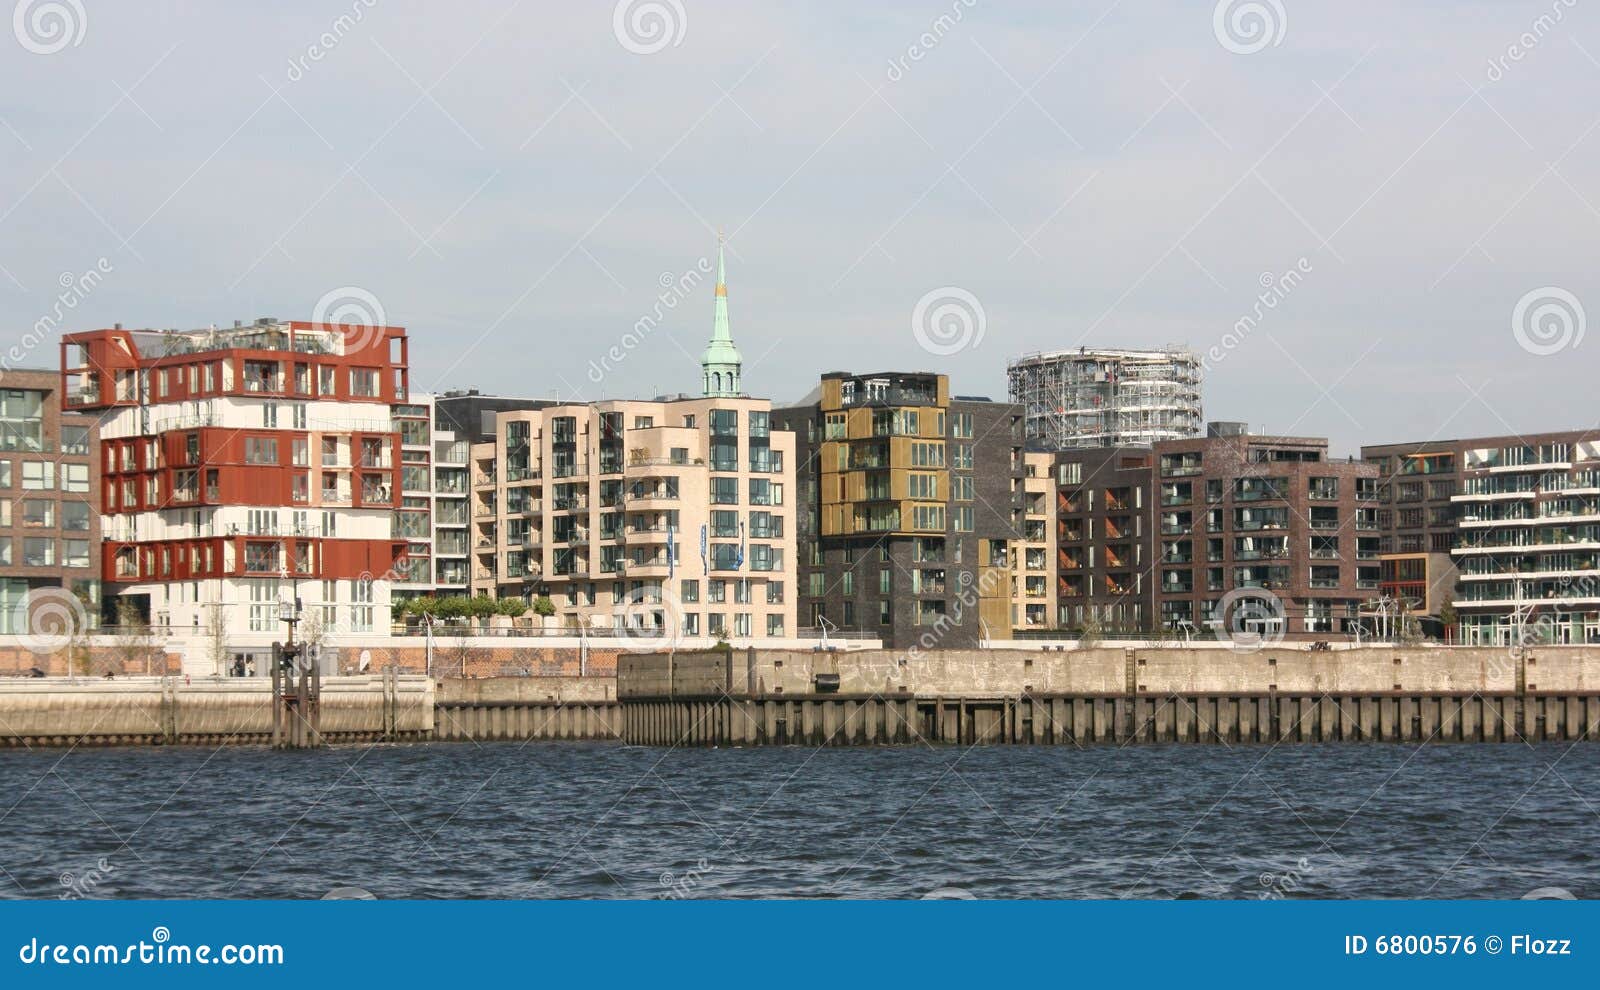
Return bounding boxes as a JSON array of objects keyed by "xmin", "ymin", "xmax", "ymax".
[
  {"xmin": 469, "ymin": 396, "xmax": 796, "ymax": 641},
  {"xmin": 1011, "ymin": 449, "xmax": 1057, "ymax": 631}
]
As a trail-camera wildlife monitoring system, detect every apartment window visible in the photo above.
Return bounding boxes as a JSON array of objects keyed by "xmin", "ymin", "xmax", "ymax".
[
  {"xmin": 22, "ymin": 499, "xmax": 53, "ymax": 527},
  {"xmin": 917, "ymin": 600, "xmax": 947, "ymax": 625},
  {"xmin": 907, "ymin": 474, "xmax": 939, "ymax": 499},
  {"xmin": 952, "ymin": 475, "xmax": 974, "ymax": 501},
  {"xmin": 951, "ymin": 412, "xmax": 974, "ymax": 438},
  {"xmin": 0, "ymin": 538, "xmax": 9, "ymax": 565},
  {"xmin": 22, "ymin": 461, "xmax": 53, "ymax": 490},
  {"xmin": 708, "ymin": 580, "xmax": 727, "ymax": 603},
  {"xmin": 807, "ymin": 572, "xmax": 825, "ymax": 597},
  {"xmin": 0, "ymin": 390, "xmax": 43, "ymax": 451},
  {"xmin": 910, "ymin": 442, "xmax": 945, "ymax": 467},
  {"xmin": 680, "ymin": 580, "xmax": 699, "ymax": 604},
  {"xmin": 61, "ymin": 502, "xmax": 90, "ymax": 531},
  {"xmin": 61, "ymin": 425, "xmax": 90, "ymax": 455},
  {"xmin": 710, "ymin": 409, "xmax": 738, "ymax": 436},
  {"xmin": 244, "ymin": 437, "xmax": 279, "ymax": 465},
  {"xmin": 734, "ymin": 613, "xmax": 751, "ymax": 637},
  {"xmin": 60, "ymin": 464, "xmax": 88, "ymax": 493},
  {"xmin": 953, "ymin": 506, "xmax": 973, "ymax": 532},
  {"xmin": 841, "ymin": 570, "xmax": 854, "ymax": 596},
  {"xmin": 712, "ymin": 477, "xmax": 739, "ymax": 504},
  {"xmin": 766, "ymin": 581, "xmax": 784, "ymax": 604},
  {"xmin": 766, "ymin": 614, "xmax": 784, "ymax": 637},
  {"xmin": 263, "ymin": 401, "xmax": 278, "ymax": 428},
  {"xmin": 64, "ymin": 540, "xmax": 90, "ymax": 568},
  {"xmin": 23, "ymin": 537, "xmax": 54, "ymax": 566},
  {"xmin": 711, "ymin": 510, "xmax": 739, "ymax": 538},
  {"xmin": 349, "ymin": 368, "xmax": 379, "ymax": 397}
]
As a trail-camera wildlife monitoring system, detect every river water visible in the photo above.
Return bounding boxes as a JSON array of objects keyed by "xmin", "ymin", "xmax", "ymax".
[{"xmin": 1, "ymin": 742, "xmax": 1594, "ymax": 899}]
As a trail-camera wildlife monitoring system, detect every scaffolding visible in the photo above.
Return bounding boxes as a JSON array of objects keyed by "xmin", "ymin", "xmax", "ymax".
[{"xmin": 1007, "ymin": 346, "xmax": 1203, "ymax": 450}]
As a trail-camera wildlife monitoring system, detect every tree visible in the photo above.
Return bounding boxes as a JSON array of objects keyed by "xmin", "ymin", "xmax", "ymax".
[
  {"xmin": 1077, "ymin": 616, "xmax": 1103, "ymax": 650},
  {"xmin": 299, "ymin": 608, "xmax": 332, "ymax": 671},
  {"xmin": 531, "ymin": 595, "xmax": 556, "ymax": 617},
  {"xmin": 494, "ymin": 597, "xmax": 528, "ymax": 618},
  {"xmin": 206, "ymin": 603, "xmax": 231, "ymax": 676},
  {"xmin": 1439, "ymin": 602, "xmax": 1458, "ymax": 643},
  {"xmin": 110, "ymin": 599, "xmax": 161, "ymax": 676}
]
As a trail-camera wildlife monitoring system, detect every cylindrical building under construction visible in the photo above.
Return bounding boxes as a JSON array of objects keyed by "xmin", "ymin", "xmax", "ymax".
[{"xmin": 1008, "ymin": 346, "xmax": 1203, "ymax": 450}]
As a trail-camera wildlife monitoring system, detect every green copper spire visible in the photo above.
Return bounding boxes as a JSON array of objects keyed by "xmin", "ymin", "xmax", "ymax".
[{"xmin": 701, "ymin": 231, "xmax": 743, "ymax": 397}]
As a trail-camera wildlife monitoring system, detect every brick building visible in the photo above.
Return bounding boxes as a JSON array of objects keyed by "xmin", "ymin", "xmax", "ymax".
[
  {"xmin": 0, "ymin": 368, "xmax": 100, "ymax": 633},
  {"xmin": 61, "ymin": 319, "xmax": 409, "ymax": 665},
  {"xmin": 1363, "ymin": 430, "xmax": 1600, "ymax": 645},
  {"xmin": 776, "ymin": 371, "xmax": 1022, "ymax": 650},
  {"xmin": 1153, "ymin": 424, "xmax": 1382, "ymax": 639}
]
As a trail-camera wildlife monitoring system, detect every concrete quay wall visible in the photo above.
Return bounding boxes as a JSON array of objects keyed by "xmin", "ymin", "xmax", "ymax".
[
  {"xmin": 617, "ymin": 646, "xmax": 1600, "ymax": 746},
  {"xmin": 621, "ymin": 646, "xmax": 1600, "ymax": 699},
  {"xmin": 0, "ymin": 675, "xmax": 434, "ymax": 747}
]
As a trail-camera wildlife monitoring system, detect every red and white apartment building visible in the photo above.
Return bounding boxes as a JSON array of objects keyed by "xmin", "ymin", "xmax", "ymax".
[{"xmin": 60, "ymin": 319, "xmax": 409, "ymax": 656}]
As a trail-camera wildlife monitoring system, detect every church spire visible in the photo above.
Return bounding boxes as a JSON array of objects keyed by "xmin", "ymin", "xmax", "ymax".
[{"xmin": 701, "ymin": 230, "xmax": 743, "ymax": 397}]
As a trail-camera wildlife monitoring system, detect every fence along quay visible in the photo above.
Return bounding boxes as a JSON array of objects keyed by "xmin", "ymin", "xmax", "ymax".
[{"xmin": 618, "ymin": 646, "xmax": 1600, "ymax": 746}]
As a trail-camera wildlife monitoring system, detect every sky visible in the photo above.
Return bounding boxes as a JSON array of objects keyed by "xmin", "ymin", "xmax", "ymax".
[{"xmin": 1, "ymin": 0, "xmax": 1597, "ymax": 455}]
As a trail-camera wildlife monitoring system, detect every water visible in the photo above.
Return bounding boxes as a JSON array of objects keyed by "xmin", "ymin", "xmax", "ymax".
[{"xmin": 1, "ymin": 742, "xmax": 1595, "ymax": 899}]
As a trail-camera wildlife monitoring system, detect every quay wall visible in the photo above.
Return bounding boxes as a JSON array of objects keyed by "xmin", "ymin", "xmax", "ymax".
[
  {"xmin": 0, "ymin": 675, "xmax": 434, "ymax": 747},
  {"xmin": 617, "ymin": 646, "xmax": 1600, "ymax": 746},
  {"xmin": 0, "ymin": 675, "xmax": 616, "ymax": 747}
]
